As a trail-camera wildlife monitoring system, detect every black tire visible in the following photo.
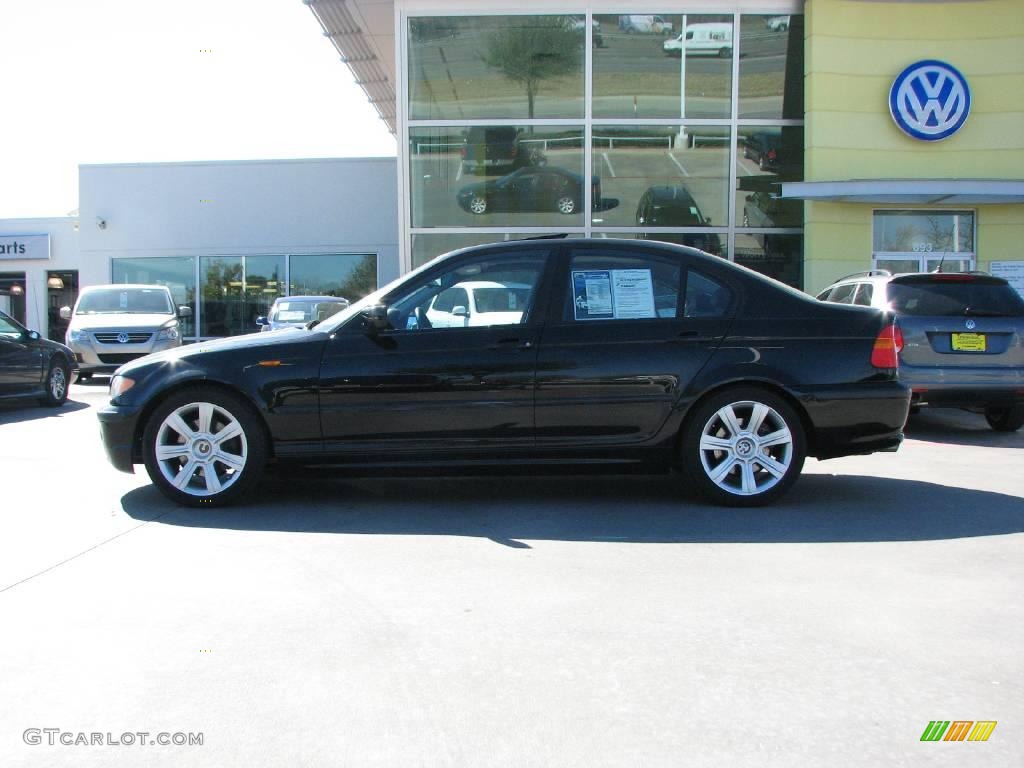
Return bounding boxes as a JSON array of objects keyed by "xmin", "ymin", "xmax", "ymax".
[
  {"xmin": 681, "ymin": 386, "xmax": 806, "ymax": 507},
  {"xmin": 719, "ymin": 47, "xmax": 732, "ymax": 59},
  {"xmin": 142, "ymin": 386, "xmax": 269, "ymax": 507},
  {"xmin": 39, "ymin": 359, "xmax": 70, "ymax": 407},
  {"xmin": 985, "ymin": 405, "xmax": 1024, "ymax": 432}
]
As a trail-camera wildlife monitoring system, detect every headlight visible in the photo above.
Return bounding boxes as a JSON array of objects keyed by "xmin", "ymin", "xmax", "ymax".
[
  {"xmin": 108, "ymin": 375, "xmax": 136, "ymax": 399},
  {"xmin": 68, "ymin": 328, "xmax": 89, "ymax": 344},
  {"xmin": 156, "ymin": 326, "xmax": 179, "ymax": 341}
]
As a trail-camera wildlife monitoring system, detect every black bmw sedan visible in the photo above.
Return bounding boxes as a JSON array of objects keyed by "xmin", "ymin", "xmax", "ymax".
[
  {"xmin": 99, "ymin": 239, "xmax": 910, "ymax": 508},
  {"xmin": 0, "ymin": 309, "xmax": 77, "ymax": 407},
  {"xmin": 456, "ymin": 167, "xmax": 601, "ymax": 216}
]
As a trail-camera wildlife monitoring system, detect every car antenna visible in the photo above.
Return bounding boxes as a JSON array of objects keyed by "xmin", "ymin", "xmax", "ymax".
[{"xmin": 933, "ymin": 252, "xmax": 946, "ymax": 273}]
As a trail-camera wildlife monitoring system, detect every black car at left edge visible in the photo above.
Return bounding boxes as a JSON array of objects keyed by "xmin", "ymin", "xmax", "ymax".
[
  {"xmin": 0, "ymin": 309, "xmax": 77, "ymax": 407},
  {"xmin": 98, "ymin": 238, "xmax": 910, "ymax": 508}
]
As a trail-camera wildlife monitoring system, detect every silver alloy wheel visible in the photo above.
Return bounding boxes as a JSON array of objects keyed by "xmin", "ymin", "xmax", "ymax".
[
  {"xmin": 154, "ymin": 401, "xmax": 248, "ymax": 497},
  {"xmin": 557, "ymin": 196, "xmax": 576, "ymax": 214},
  {"xmin": 50, "ymin": 366, "xmax": 67, "ymax": 400},
  {"xmin": 697, "ymin": 399, "xmax": 793, "ymax": 497},
  {"xmin": 469, "ymin": 196, "xmax": 487, "ymax": 214}
]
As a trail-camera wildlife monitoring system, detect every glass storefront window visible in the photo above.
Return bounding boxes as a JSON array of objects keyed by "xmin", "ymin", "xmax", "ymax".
[
  {"xmin": 738, "ymin": 15, "xmax": 804, "ymax": 119},
  {"xmin": 734, "ymin": 233, "xmax": 802, "ymax": 288},
  {"xmin": 409, "ymin": 15, "xmax": 585, "ymax": 120},
  {"xmin": 592, "ymin": 125, "xmax": 729, "ymax": 231},
  {"xmin": 111, "ymin": 256, "xmax": 196, "ymax": 338},
  {"xmin": 873, "ymin": 211, "xmax": 976, "ymax": 273},
  {"xmin": 289, "ymin": 254, "xmax": 377, "ymax": 300},
  {"xmin": 411, "ymin": 233, "xmax": 545, "ymax": 269},
  {"xmin": 592, "ymin": 14, "xmax": 732, "ymax": 119},
  {"xmin": 200, "ymin": 255, "xmax": 285, "ymax": 337},
  {"xmin": 411, "ymin": 126, "xmax": 586, "ymax": 228},
  {"xmin": 736, "ymin": 125, "xmax": 803, "ymax": 229}
]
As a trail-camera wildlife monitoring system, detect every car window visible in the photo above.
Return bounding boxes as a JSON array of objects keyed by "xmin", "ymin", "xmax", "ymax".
[
  {"xmin": 77, "ymin": 288, "xmax": 173, "ymax": 315},
  {"xmin": 684, "ymin": 271, "xmax": 732, "ymax": 317},
  {"xmin": 0, "ymin": 311, "xmax": 24, "ymax": 338},
  {"xmin": 853, "ymin": 283, "xmax": 874, "ymax": 306},
  {"xmin": 387, "ymin": 250, "xmax": 548, "ymax": 331},
  {"xmin": 826, "ymin": 283, "xmax": 857, "ymax": 304},
  {"xmin": 565, "ymin": 250, "xmax": 682, "ymax": 321},
  {"xmin": 886, "ymin": 278, "xmax": 1024, "ymax": 317}
]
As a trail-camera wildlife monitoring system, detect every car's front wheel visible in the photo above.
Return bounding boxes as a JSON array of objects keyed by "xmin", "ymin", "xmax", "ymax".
[
  {"xmin": 142, "ymin": 387, "xmax": 268, "ymax": 507},
  {"xmin": 39, "ymin": 359, "xmax": 70, "ymax": 407},
  {"xmin": 984, "ymin": 405, "xmax": 1024, "ymax": 432},
  {"xmin": 682, "ymin": 387, "xmax": 806, "ymax": 506},
  {"xmin": 556, "ymin": 196, "xmax": 577, "ymax": 214},
  {"xmin": 468, "ymin": 196, "xmax": 488, "ymax": 215}
]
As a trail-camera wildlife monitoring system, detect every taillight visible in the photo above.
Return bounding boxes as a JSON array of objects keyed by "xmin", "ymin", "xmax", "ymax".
[{"xmin": 871, "ymin": 324, "xmax": 903, "ymax": 369}]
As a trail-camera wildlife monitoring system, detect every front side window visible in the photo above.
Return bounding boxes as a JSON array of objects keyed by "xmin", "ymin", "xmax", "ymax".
[{"xmin": 385, "ymin": 250, "xmax": 548, "ymax": 331}]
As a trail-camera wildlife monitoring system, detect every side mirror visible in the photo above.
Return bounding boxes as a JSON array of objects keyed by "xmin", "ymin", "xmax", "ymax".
[
  {"xmin": 27, "ymin": 330, "xmax": 41, "ymax": 341},
  {"xmin": 177, "ymin": 305, "xmax": 193, "ymax": 318},
  {"xmin": 255, "ymin": 315, "xmax": 268, "ymax": 326},
  {"xmin": 452, "ymin": 306, "xmax": 468, "ymax": 317},
  {"xmin": 704, "ymin": 216, "xmax": 712, "ymax": 225},
  {"xmin": 59, "ymin": 306, "xmax": 72, "ymax": 320},
  {"xmin": 361, "ymin": 303, "xmax": 390, "ymax": 332}
]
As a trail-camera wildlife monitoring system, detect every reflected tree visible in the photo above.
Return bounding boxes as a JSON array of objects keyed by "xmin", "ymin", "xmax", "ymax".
[{"xmin": 482, "ymin": 17, "xmax": 582, "ymax": 118}]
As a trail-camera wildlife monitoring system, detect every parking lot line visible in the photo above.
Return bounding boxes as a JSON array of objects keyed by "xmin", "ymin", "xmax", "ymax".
[
  {"xmin": 667, "ymin": 152, "xmax": 690, "ymax": 177},
  {"xmin": 602, "ymin": 152, "xmax": 616, "ymax": 178}
]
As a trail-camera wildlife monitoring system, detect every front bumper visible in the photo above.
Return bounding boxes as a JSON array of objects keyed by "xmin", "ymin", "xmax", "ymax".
[
  {"xmin": 97, "ymin": 403, "xmax": 144, "ymax": 473},
  {"xmin": 70, "ymin": 338, "xmax": 180, "ymax": 374}
]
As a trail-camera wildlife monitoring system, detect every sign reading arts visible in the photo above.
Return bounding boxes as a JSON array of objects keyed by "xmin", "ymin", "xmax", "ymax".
[{"xmin": 0, "ymin": 234, "xmax": 50, "ymax": 260}]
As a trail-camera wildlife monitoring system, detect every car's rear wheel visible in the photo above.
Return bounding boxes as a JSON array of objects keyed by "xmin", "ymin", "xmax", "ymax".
[
  {"xmin": 39, "ymin": 359, "xmax": 70, "ymax": 407},
  {"xmin": 984, "ymin": 405, "xmax": 1024, "ymax": 432},
  {"xmin": 682, "ymin": 387, "xmax": 806, "ymax": 507},
  {"xmin": 719, "ymin": 47, "xmax": 732, "ymax": 59},
  {"xmin": 468, "ymin": 196, "xmax": 488, "ymax": 215},
  {"xmin": 556, "ymin": 196, "xmax": 577, "ymax": 214},
  {"xmin": 143, "ymin": 387, "xmax": 268, "ymax": 507}
]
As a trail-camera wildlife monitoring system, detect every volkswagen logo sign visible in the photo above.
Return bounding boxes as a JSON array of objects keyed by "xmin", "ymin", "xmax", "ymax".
[
  {"xmin": 889, "ymin": 60, "xmax": 970, "ymax": 141},
  {"xmin": 116, "ymin": 332, "xmax": 130, "ymax": 344},
  {"xmin": 965, "ymin": 319, "xmax": 976, "ymax": 330}
]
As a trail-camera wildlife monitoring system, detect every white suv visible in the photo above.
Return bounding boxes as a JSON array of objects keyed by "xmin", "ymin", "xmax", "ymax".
[{"xmin": 62, "ymin": 284, "xmax": 191, "ymax": 379}]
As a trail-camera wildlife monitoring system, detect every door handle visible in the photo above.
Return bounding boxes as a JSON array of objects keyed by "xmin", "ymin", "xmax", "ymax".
[
  {"xmin": 676, "ymin": 330, "xmax": 699, "ymax": 338},
  {"xmin": 491, "ymin": 337, "xmax": 533, "ymax": 350}
]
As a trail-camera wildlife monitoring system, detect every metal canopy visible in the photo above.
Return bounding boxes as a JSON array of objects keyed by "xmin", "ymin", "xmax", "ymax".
[
  {"xmin": 780, "ymin": 179, "xmax": 1024, "ymax": 205},
  {"xmin": 305, "ymin": 0, "xmax": 397, "ymax": 134}
]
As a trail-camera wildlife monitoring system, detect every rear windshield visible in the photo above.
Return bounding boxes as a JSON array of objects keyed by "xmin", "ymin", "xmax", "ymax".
[
  {"xmin": 886, "ymin": 278, "xmax": 1024, "ymax": 317},
  {"xmin": 77, "ymin": 288, "xmax": 173, "ymax": 315}
]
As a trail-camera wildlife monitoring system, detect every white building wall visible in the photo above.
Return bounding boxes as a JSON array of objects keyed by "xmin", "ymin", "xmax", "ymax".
[
  {"xmin": 78, "ymin": 157, "xmax": 399, "ymax": 284},
  {"xmin": 0, "ymin": 217, "xmax": 85, "ymax": 333}
]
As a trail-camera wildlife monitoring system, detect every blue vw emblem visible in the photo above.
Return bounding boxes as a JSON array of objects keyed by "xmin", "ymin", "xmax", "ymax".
[
  {"xmin": 889, "ymin": 60, "xmax": 970, "ymax": 141},
  {"xmin": 116, "ymin": 332, "xmax": 130, "ymax": 344},
  {"xmin": 965, "ymin": 319, "xmax": 976, "ymax": 330}
]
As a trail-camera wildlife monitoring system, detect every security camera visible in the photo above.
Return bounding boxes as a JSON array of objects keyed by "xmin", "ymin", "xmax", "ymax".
[{"xmin": 95, "ymin": 217, "xmax": 107, "ymax": 229}]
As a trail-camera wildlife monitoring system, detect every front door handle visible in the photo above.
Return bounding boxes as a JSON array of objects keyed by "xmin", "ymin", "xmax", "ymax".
[{"xmin": 491, "ymin": 337, "xmax": 533, "ymax": 351}]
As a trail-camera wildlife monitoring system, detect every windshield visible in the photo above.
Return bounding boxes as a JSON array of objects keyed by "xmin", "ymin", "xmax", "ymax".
[
  {"xmin": 887, "ymin": 279, "xmax": 1024, "ymax": 317},
  {"xmin": 271, "ymin": 300, "xmax": 346, "ymax": 324},
  {"xmin": 76, "ymin": 288, "xmax": 173, "ymax": 315},
  {"xmin": 316, "ymin": 259, "xmax": 443, "ymax": 334},
  {"xmin": 0, "ymin": 310, "xmax": 25, "ymax": 338}
]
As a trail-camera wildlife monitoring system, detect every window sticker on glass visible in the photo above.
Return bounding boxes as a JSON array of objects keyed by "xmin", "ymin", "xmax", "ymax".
[
  {"xmin": 612, "ymin": 269, "xmax": 656, "ymax": 319},
  {"xmin": 573, "ymin": 271, "xmax": 614, "ymax": 320},
  {"xmin": 572, "ymin": 269, "xmax": 657, "ymax": 320},
  {"xmin": 119, "ymin": 292, "xmax": 128, "ymax": 308}
]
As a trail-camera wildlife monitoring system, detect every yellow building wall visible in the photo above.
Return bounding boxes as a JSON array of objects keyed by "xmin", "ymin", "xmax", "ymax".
[{"xmin": 803, "ymin": 0, "xmax": 1024, "ymax": 293}]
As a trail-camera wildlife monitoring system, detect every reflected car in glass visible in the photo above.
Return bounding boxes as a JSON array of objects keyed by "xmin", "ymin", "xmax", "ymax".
[
  {"xmin": 742, "ymin": 191, "xmax": 802, "ymax": 229},
  {"xmin": 664, "ymin": 23, "xmax": 733, "ymax": 58},
  {"xmin": 457, "ymin": 167, "xmax": 600, "ymax": 216},
  {"xmin": 818, "ymin": 270, "xmax": 1024, "ymax": 431},
  {"xmin": 99, "ymin": 238, "xmax": 910, "ymax": 509},
  {"xmin": 636, "ymin": 186, "xmax": 722, "ymax": 255},
  {"xmin": 460, "ymin": 127, "xmax": 546, "ymax": 175},
  {"xmin": 256, "ymin": 296, "xmax": 350, "ymax": 333},
  {"xmin": 0, "ymin": 309, "xmax": 78, "ymax": 407}
]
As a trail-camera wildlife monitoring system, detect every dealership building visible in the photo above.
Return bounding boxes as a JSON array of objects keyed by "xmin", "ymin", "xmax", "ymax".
[{"xmin": 3, "ymin": 0, "xmax": 1022, "ymax": 341}]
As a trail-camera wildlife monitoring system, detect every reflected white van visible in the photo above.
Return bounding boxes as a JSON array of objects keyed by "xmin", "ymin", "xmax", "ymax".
[{"xmin": 663, "ymin": 23, "xmax": 733, "ymax": 58}]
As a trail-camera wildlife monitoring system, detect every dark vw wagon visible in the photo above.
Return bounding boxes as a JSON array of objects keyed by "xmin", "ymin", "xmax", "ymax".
[{"xmin": 99, "ymin": 240, "xmax": 910, "ymax": 507}]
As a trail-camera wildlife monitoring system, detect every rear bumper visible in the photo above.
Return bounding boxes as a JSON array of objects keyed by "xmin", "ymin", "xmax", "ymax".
[
  {"xmin": 795, "ymin": 381, "xmax": 911, "ymax": 459},
  {"xmin": 97, "ymin": 403, "xmax": 144, "ymax": 473},
  {"xmin": 910, "ymin": 387, "xmax": 1024, "ymax": 410}
]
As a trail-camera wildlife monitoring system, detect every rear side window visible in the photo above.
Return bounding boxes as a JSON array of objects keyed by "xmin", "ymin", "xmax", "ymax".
[
  {"xmin": 826, "ymin": 283, "xmax": 857, "ymax": 304},
  {"xmin": 566, "ymin": 250, "xmax": 681, "ymax": 320},
  {"xmin": 853, "ymin": 283, "xmax": 874, "ymax": 306},
  {"xmin": 684, "ymin": 271, "xmax": 732, "ymax": 317},
  {"xmin": 887, "ymin": 279, "xmax": 1024, "ymax": 317}
]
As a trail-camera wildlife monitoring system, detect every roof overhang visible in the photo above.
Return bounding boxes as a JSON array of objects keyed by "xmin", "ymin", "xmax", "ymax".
[
  {"xmin": 305, "ymin": 0, "xmax": 397, "ymax": 133},
  {"xmin": 780, "ymin": 179, "xmax": 1024, "ymax": 205}
]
